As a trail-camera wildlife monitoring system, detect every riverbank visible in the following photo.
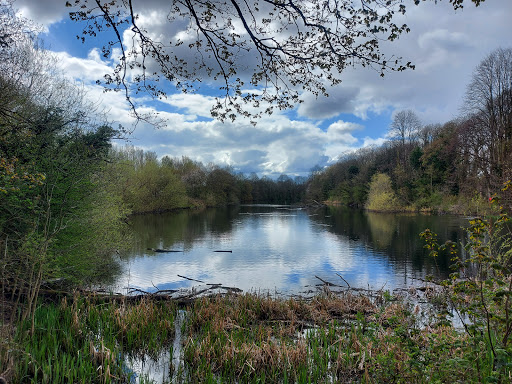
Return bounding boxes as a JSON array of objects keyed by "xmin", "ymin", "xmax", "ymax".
[
  {"xmin": 0, "ymin": 283, "xmax": 506, "ymax": 383},
  {"xmin": 325, "ymin": 194, "xmax": 498, "ymax": 216}
]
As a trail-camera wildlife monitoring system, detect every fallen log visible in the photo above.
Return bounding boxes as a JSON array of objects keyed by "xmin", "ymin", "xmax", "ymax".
[
  {"xmin": 147, "ymin": 248, "xmax": 183, "ymax": 253},
  {"xmin": 178, "ymin": 275, "xmax": 205, "ymax": 283}
]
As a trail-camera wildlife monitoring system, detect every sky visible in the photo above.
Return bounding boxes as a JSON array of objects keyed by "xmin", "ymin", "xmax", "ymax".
[{"xmin": 14, "ymin": 0, "xmax": 512, "ymax": 177}]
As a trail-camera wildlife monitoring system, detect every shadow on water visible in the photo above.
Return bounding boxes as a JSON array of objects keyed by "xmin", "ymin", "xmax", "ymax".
[
  {"xmin": 312, "ymin": 206, "xmax": 466, "ymax": 281},
  {"xmin": 126, "ymin": 207, "xmax": 239, "ymax": 255}
]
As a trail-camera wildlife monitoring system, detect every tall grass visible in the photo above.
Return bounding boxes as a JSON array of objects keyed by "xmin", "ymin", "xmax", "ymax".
[
  {"xmin": 4, "ymin": 295, "xmax": 176, "ymax": 383},
  {"xmin": 1, "ymin": 289, "xmax": 505, "ymax": 383},
  {"xmin": 180, "ymin": 292, "xmax": 478, "ymax": 383}
]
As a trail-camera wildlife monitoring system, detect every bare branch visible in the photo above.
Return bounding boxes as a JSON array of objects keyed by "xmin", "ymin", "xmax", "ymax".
[{"xmin": 68, "ymin": 0, "xmax": 418, "ymax": 122}]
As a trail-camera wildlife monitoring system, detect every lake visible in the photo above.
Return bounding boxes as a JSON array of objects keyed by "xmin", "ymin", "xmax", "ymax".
[{"xmin": 111, "ymin": 205, "xmax": 469, "ymax": 295}]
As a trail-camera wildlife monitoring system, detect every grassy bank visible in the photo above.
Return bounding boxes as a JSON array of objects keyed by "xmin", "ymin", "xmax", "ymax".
[{"xmin": 1, "ymin": 287, "xmax": 509, "ymax": 383}]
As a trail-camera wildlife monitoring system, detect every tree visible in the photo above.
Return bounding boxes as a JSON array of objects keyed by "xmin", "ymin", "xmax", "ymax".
[
  {"xmin": 389, "ymin": 109, "xmax": 421, "ymax": 147},
  {"xmin": 365, "ymin": 173, "xmax": 401, "ymax": 212},
  {"xmin": 420, "ymin": 121, "xmax": 459, "ymax": 195},
  {"xmin": 0, "ymin": 7, "xmax": 125, "ymax": 329},
  {"xmin": 389, "ymin": 109, "xmax": 422, "ymax": 170},
  {"xmin": 0, "ymin": 1, "xmax": 38, "ymax": 51},
  {"xmin": 463, "ymin": 47, "xmax": 512, "ymax": 195},
  {"xmin": 0, "ymin": 78, "xmax": 120, "ymax": 328},
  {"xmin": 205, "ymin": 167, "xmax": 240, "ymax": 206},
  {"xmin": 67, "ymin": 0, "xmax": 420, "ymax": 122}
]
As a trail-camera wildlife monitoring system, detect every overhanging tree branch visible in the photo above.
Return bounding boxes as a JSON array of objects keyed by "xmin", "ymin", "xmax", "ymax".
[{"xmin": 66, "ymin": 0, "xmax": 480, "ymax": 123}]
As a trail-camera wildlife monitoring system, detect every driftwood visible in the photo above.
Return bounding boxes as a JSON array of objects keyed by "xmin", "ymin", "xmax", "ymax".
[
  {"xmin": 146, "ymin": 248, "xmax": 234, "ymax": 253},
  {"xmin": 147, "ymin": 248, "xmax": 184, "ymax": 253},
  {"xmin": 315, "ymin": 275, "xmax": 342, "ymax": 287},
  {"xmin": 76, "ymin": 272, "xmax": 245, "ymax": 305},
  {"xmin": 314, "ymin": 275, "xmax": 384, "ymax": 295},
  {"xmin": 35, "ymin": 273, "xmax": 405, "ymax": 308},
  {"xmin": 178, "ymin": 275, "xmax": 205, "ymax": 283},
  {"xmin": 336, "ymin": 273, "xmax": 351, "ymax": 288}
]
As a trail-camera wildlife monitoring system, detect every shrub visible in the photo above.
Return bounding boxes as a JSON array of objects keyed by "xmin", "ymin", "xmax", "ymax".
[
  {"xmin": 421, "ymin": 180, "xmax": 512, "ymax": 381},
  {"xmin": 365, "ymin": 173, "xmax": 401, "ymax": 212}
]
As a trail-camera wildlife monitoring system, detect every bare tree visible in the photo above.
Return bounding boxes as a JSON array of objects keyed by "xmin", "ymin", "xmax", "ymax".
[
  {"xmin": 388, "ymin": 109, "xmax": 421, "ymax": 168},
  {"xmin": 0, "ymin": 0, "xmax": 38, "ymax": 51},
  {"xmin": 389, "ymin": 109, "xmax": 422, "ymax": 145},
  {"xmin": 463, "ymin": 47, "xmax": 512, "ymax": 193},
  {"xmin": 418, "ymin": 123, "xmax": 442, "ymax": 147}
]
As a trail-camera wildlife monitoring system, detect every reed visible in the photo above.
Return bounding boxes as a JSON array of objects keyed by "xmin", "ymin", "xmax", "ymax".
[
  {"xmin": 180, "ymin": 292, "xmax": 476, "ymax": 383},
  {"xmin": 0, "ymin": 290, "xmax": 498, "ymax": 383},
  {"xmin": 4, "ymin": 295, "xmax": 177, "ymax": 383}
]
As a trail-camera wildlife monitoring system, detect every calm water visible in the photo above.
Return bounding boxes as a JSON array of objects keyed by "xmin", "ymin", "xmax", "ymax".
[{"xmin": 111, "ymin": 205, "xmax": 469, "ymax": 294}]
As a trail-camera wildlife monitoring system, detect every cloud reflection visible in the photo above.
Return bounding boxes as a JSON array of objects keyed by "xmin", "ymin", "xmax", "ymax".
[{"xmin": 111, "ymin": 207, "xmax": 468, "ymax": 294}]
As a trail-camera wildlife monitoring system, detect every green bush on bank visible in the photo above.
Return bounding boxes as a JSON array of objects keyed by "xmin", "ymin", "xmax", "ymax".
[{"xmin": 365, "ymin": 173, "xmax": 402, "ymax": 212}]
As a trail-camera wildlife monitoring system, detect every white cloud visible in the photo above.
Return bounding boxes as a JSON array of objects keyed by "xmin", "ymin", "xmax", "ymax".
[
  {"xmin": 326, "ymin": 121, "xmax": 362, "ymax": 139},
  {"xmin": 117, "ymin": 96, "xmax": 360, "ymax": 175},
  {"xmin": 16, "ymin": 0, "xmax": 512, "ymax": 175},
  {"xmin": 300, "ymin": 0, "xmax": 512, "ymax": 123},
  {"xmin": 15, "ymin": 0, "xmax": 69, "ymax": 29},
  {"xmin": 160, "ymin": 94, "xmax": 217, "ymax": 118},
  {"xmin": 362, "ymin": 137, "xmax": 387, "ymax": 148},
  {"xmin": 53, "ymin": 50, "xmax": 112, "ymax": 82}
]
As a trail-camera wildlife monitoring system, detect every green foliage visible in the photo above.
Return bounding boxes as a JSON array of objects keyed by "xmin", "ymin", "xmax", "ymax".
[
  {"xmin": 365, "ymin": 173, "xmax": 401, "ymax": 212},
  {"xmin": 110, "ymin": 146, "xmax": 307, "ymax": 212},
  {"xmin": 0, "ymin": 31, "xmax": 129, "ymax": 327},
  {"xmin": 421, "ymin": 181, "xmax": 512, "ymax": 381},
  {"xmin": 8, "ymin": 297, "xmax": 177, "ymax": 383},
  {"xmin": 127, "ymin": 160, "xmax": 188, "ymax": 213},
  {"xmin": 305, "ymin": 48, "xmax": 511, "ymax": 214}
]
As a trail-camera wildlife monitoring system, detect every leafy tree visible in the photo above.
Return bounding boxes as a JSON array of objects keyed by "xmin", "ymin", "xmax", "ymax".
[
  {"xmin": 420, "ymin": 121, "xmax": 459, "ymax": 195},
  {"xmin": 126, "ymin": 160, "xmax": 188, "ymax": 212},
  {"xmin": 365, "ymin": 173, "xmax": 401, "ymax": 212},
  {"xmin": 205, "ymin": 167, "xmax": 240, "ymax": 206},
  {"xmin": 0, "ymin": 86, "xmax": 120, "ymax": 327},
  {"xmin": 0, "ymin": 8, "xmax": 126, "ymax": 329},
  {"xmin": 169, "ymin": 156, "xmax": 208, "ymax": 200}
]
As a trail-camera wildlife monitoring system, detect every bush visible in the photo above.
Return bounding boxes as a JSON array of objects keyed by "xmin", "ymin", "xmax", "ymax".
[{"xmin": 365, "ymin": 173, "xmax": 401, "ymax": 212}]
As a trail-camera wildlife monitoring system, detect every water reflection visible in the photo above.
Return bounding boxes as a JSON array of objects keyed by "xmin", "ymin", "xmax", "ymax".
[{"xmin": 112, "ymin": 206, "xmax": 468, "ymax": 294}]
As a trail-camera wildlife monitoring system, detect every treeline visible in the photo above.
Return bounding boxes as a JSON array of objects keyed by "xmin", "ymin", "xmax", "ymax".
[
  {"xmin": 107, "ymin": 146, "xmax": 307, "ymax": 213},
  {"xmin": 306, "ymin": 47, "xmax": 512, "ymax": 213}
]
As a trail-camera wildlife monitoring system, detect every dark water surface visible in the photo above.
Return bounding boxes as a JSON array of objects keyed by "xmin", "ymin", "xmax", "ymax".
[{"xmin": 111, "ymin": 205, "xmax": 469, "ymax": 294}]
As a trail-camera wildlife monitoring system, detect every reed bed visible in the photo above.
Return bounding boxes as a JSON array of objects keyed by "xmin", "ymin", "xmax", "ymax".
[
  {"xmin": 1, "ymin": 290, "xmax": 483, "ymax": 383},
  {"xmin": 180, "ymin": 292, "xmax": 473, "ymax": 383},
  {"xmin": 3, "ymin": 295, "xmax": 177, "ymax": 383}
]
